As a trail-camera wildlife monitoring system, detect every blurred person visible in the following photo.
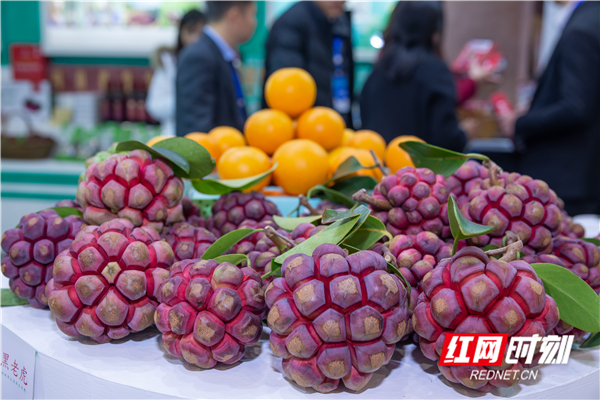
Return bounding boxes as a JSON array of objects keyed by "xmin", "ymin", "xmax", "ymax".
[
  {"xmin": 263, "ymin": 1, "xmax": 354, "ymax": 127},
  {"xmin": 176, "ymin": 1, "xmax": 257, "ymax": 136},
  {"xmin": 455, "ymin": 60, "xmax": 502, "ymax": 106},
  {"xmin": 360, "ymin": 1, "xmax": 475, "ymax": 151},
  {"xmin": 146, "ymin": 10, "xmax": 205, "ymax": 137},
  {"xmin": 498, "ymin": 1, "xmax": 600, "ymax": 215}
]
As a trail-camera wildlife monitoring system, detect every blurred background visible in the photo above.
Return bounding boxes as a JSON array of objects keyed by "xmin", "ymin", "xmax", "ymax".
[{"xmin": 1, "ymin": 1, "xmax": 595, "ymax": 232}]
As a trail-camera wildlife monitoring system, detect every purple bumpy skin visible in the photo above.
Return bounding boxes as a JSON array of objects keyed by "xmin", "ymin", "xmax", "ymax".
[
  {"xmin": 155, "ymin": 259, "xmax": 265, "ymax": 368},
  {"xmin": 161, "ymin": 222, "xmax": 217, "ymax": 261},
  {"xmin": 46, "ymin": 219, "xmax": 174, "ymax": 342},
  {"xmin": 412, "ymin": 247, "xmax": 559, "ymax": 392},
  {"xmin": 371, "ymin": 167, "xmax": 452, "ymax": 239},
  {"xmin": 1, "ymin": 210, "xmax": 86, "ymax": 308},
  {"xmin": 266, "ymin": 244, "xmax": 409, "ymax": 393},
  {"xmin": 465, "ymin": 172, "xmax": 562, "ymax": 255},
  {"xmin": 76, "ymin": 150, "xmax": 184, "ymax": 233},
  {"xmin": 209, "ymin": 191, "xmax": 281, "ymax": 237}
]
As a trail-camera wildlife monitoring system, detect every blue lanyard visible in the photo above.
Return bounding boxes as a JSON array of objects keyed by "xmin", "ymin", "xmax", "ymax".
[
  {"xmin": 228, "ymin": 61, "xmax": 246, "ymax": 122},
  {"xmin": 332, "ymin": 36, "xmax": 344, "ymax": 73}
]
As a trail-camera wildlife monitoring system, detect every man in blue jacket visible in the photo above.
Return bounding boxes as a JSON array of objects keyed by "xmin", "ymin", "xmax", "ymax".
[{"xmin": 176, "ymin": 1, "xmax": 256, "ymax": 136}]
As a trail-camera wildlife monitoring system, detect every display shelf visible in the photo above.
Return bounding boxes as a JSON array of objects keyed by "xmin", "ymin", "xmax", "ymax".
[{"xmin": 1, "ymin": 306, "xmax": 598, "ymax": 399}]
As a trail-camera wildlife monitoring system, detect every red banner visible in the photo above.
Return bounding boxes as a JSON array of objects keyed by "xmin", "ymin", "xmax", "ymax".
[{"xmin": 10, "ymin": 44, "xmax": 47, "ymax": 87}]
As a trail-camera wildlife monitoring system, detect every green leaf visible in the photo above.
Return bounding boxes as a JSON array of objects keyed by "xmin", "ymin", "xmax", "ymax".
[
  {"xmin": 532, "ymin": 263, "xmax": 600, "ymax": 333},
  {"xmin": 152, "ymin": 137, "xmax": 215, "ymax": 179},
  {"xmin": 399, "ymin": 141, "xmax": 488, "ymax": 177},
  {"xmin": 322, "ymin": 205, "xmax": 369, "ymax": 224},
  {"xmin": 581, "ymin": 332, "xmax": 600, "ymax": 348},
  {"xmin": 330, "ymin": 176, "xmax": 378, "ymax": 197},
  {"xmin": 272, "ymin": 216, "xmax": 361, "ymax": 267},
  {"xmin": 201, "ymin": 229, "xmax": 260, "ymax": 260},
  {"xmin": 343, "ymin": 215, "xmax": 392, "ymax": 250},
  {"xmin": 482, "ymin": 244, "xmax": 501, "ymax": 252},
  {"xmin": 1, "ymin": 289, "xmax": 29, "ymax": 307},
  {"xmin": 48, "ymin": 207, "xmax": 83, "ymax": 218},
  {"xmin": 582, "ymin": 238, "xmax": 600, "ymax": 246},
  {"xmin": 273, "ymin": 215, "xmax": 321, "ymax": 232},
  {"xmin": 116, "ymin": 140, "xmax": 191, "ymax": 177},
  {"xmin": 214, "ymin": 254, "xmax": 251, "ymax": 266},
  {"xmin": 340, "ymin": 243, "xmax": 361, "ymax": 255},
  {"xmin": 306, "ymin": 185, "xmax": 354, "ymax": 208},
  {"xmin": 330, "ymin": 156, "xmax": 376, "ymax": 183},
  {"xmin": 447, "ymin": 195, "xmax": 494, "ymax": 255},
  {"xmin": 191, "ymin": 163, "xmax": 278, "ymax": 195}
]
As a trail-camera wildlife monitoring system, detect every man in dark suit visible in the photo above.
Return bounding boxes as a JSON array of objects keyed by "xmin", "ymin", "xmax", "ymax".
[
  {"xmin": 263, "ymin": 1, "xmax": 354, "ymax": 127},
  {"xmin": 499, "ymin": 1, "xmax": 600, "ymax": 215},
  {"xmin": 176, "ymin": 1, "xmax": 256, "ymax": 136}
]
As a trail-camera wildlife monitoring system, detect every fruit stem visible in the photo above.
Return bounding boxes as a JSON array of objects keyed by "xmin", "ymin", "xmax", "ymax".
[
  {"xmin": 352, "ymin": 189, "xmax": 393, "ymax": 211},
  {"xmin": 298, "ymin": 195, "xmax": 321, "ymax": 216},
  {"xmin": 484, "ymin": 239, "xmax": 523, "ymax": 262},
  {"xmin": 381, "ymin": 244, "xmax": 398, "ymax": 268},
  {"xmin": 482, "ymin": 160, "xmax": 503, "ymax": 187},
  {"xmin": 265, "ymin": 226, "xmax": 295, "ymax": 253},
  {"xmin": 369, "ymin": 149, "xmax": 387, "ymax": 177}
]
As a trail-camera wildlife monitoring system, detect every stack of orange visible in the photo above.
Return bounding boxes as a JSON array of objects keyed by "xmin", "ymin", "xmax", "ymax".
[{"xmin": 145, "ymin": 67, "xmax": 425, "ymax": 195}]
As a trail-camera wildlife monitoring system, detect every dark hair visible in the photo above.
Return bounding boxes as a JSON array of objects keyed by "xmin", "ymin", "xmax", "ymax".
[
  {"xmin": 205, "ymin": 1, "xmax": 253, "ymax": 22},
  {"xmin": 379, "ymin": 1, "xmax": 444, "ymax": 80},
  {"xmin": 176, "ymin": 9, "xmax": 206, "ymax": 54}
]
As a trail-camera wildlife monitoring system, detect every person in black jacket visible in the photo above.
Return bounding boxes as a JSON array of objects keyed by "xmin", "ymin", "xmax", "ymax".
[
  {"xmin": 498, "ymin": 1, "xmax": 600, "ymax": 215},
  {"xmin": 359, "ymin": 1, "xmax": 474, "ymax": 151},
  {"xmin": 263, "ymin": 1, "xmax": 354, "ymax": 127},
  {"xmin": 176, "ymin": 1, "xmax": 256, "ymax": 136}
]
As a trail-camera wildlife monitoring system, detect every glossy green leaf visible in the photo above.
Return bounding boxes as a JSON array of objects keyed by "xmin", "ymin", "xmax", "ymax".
[
  {"xmin": 213, "ymin": 254, "xmax": 251, "ymax": 266},
  {"xmin": 330, "ymin": 156, "xmax": 377, "ymax": 183},
  {"xmin": 482, "ymin": 244, "xmax": 501, "ymax": 252},
  {"xmin": 152, "ymin": 137, "xmax": 215, "ymax": 179},
  {"xmin": 343, "ymin": 215, "xmax": 392, "ymax": 250},
  {"xmin": 273, "ymin": 215, "xmax": 321, "ymax": 232},
  {"xmin": 1, "ymin": 289, "xmax": 29, "ymax": 307},
  {"xmin": 201, "ymin": 229, "xmax": 259, "ymax": 260},
  {"xmin": 400, "ymin": 141, "xmax": 489, "ymax": 177},
  {"xmin": 322, "ymin": 205, "xmax": 369, "ymax": 224},
  {"xmin": 330, "ymin": 176, "xmax": 378, "ymax": 197},
  {"xmin": 191, "ymin": 163, "xmax": 278, "ymax": 195},
  {"xmin": 581, "ymin": 332, "xmax": 600, "ymax": 348},
  {"xmin": 116, "ymin": 140, "xmax": 191, "ymax": 176},
  {"xmin": 340, "ymin": 243, "xmax": 361, "ymax": 255},
  {"xmin": 532, "ymin": 263, "xmax": 600, "ymax": 333},
  {"xmin": 272, "ymin": 216, "xmax": 361, "ymax": 266},
  {"xmin": 582, "ymin": 238, "xmax": 600, "ymax": 246},
  {"xmin": 447, "ymin": 195, "xmax": 494, "ymax": 255}
]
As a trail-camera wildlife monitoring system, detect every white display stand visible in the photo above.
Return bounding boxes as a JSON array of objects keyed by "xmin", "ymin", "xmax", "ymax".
[{"xmin": 1, "ymin": 306, "xmax": 598, "ymax": 399}]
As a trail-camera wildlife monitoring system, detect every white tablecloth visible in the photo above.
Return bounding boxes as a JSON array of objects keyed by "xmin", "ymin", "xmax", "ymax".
[{"xmin": 1, "ymin": 306, "xmax": 598, "ymax": 399}]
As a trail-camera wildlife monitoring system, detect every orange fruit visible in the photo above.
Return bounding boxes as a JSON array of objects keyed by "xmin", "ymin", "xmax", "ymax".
[
  {"xmin": 209, "ymin": 126, "xmax": 246, "ymax": 153},
  {"xmin": 346, "ymin": 130, "xmax": 386, "ymax": 160},
  {"xmin": 329, "ymin": 147, "xmax": 383, "ymax": 181},
  {"xmin": 385, "ymin": 135, "xmax": 424, "ymax": 173},
  {"xmin": 265, "ymin": 68, "xmax": 316, "ymax": 117},
  {"xmin": 328, "ymin": 146, "xmax": 352, "ymax": 164},
  {"xmin": 342, "ymin": 129, "xmax": 354, "ymax": 145},
  {"xmin": 217, "ymin": 146, "xmax": 272, "ymax": 192},
  {"xmin": 296, "ymin": 107, "xmax": 345, "ymax": 151},
  {"xmin": 185, "ymin": 132, "xmax": 221, "ymax": 161},
  {"xmin": 146, "ymin": 135, "xmax": 169, "ymax": 147},
  {"xmin": 272, "ymin": 139, "xmax": 329, "ymax": 195},
  {"xmin": 244, "ymin": 109, "xmax": 294, "ymax": 156}
]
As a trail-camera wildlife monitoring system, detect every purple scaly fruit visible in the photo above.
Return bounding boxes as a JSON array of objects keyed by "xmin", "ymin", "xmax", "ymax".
[
  {"xmin": 413, "ymin": 247, "xmax": 559, "ymax": 392},
  {"xmin": 1, "ymin": 210, "xmax": 86, "ymax": 308},
  {"xmin": 46, "ymin": 219, "xmax": 174, "ymax": 343},
  {"xmin": 209, "ymin": 191, "xmax": 281, "ymax": 236},
  {"xmin": 76, "ymin": 150, "xmax": 184, "ymax": 233},
  {"xmin": 161, "ymin": 222, "xmax": 217, "ymax": 262},
  {"xmin": 265, "ymin": 244, "xmax": 410, "ymax": 393},
  {"xmin": 465, "ymin": 172, "xmax": 562, "ymax": 255},
  {"xmin": 154, "ymin": 259, "xmax": 265, "ymax": 368},
  {"xmin": 448, "ymin": 160, "xmax": 489, "ymax": 208}
]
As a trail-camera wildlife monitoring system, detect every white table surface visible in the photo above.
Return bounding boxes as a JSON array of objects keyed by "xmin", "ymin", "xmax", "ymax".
[{"xmin": 1, "ymin": 306, "xmax": 598, "ymax": 400}]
